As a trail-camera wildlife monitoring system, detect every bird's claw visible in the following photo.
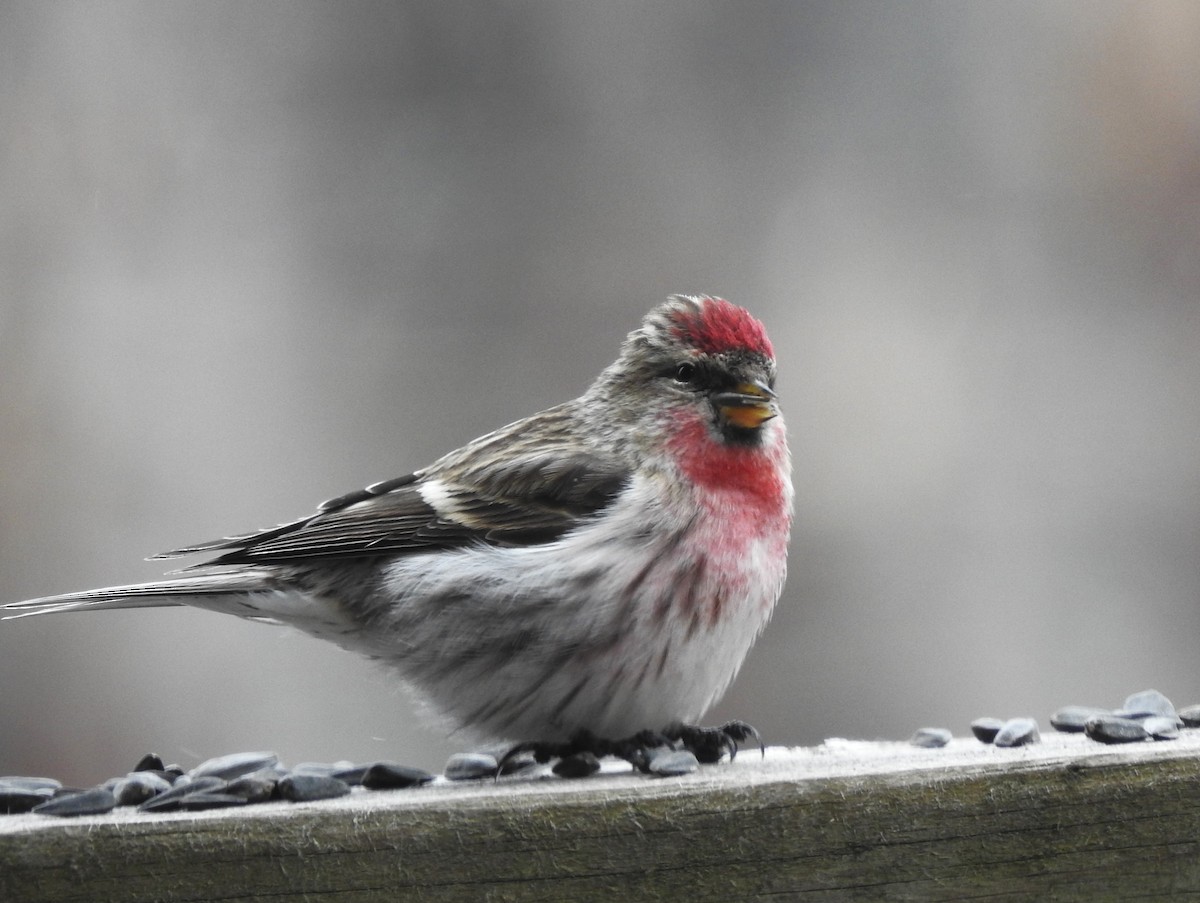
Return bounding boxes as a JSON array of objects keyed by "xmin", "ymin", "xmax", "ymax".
[{"xmin": 667, "ymin": 720, "xmax": 764, "ymax": 763}]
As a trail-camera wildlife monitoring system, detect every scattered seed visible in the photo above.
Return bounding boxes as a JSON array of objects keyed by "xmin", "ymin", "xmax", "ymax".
[
  {"xmin": 293, "ymin": 761, "xmax": 358, "ymax": 780},
  {"xmin": 1050, "ymin": 706, "xmax": 1111, "ymax": 733},
  {"xmin": 190, "ymin": 751, "xmax": 280, "ymax": 782},
  {"xmin": 361, "ymin": 763, "xmax": 435, "ymax": 790},
  {"xmin": 133, "ymin": 753, "xmax": 165, "ymax": 773},
  {"xmin": 910, "ymin": 727, "xmax": 952, "ymax": 748},
  {"xmin": 646, "ymin": 749, "xmax": 699, "ymax": 776},
  {"xmin": 329, "ymin": 764, "xmax": 372, "ymax": 785},
  {"xmin": 290, "ymin": 762, "xmax": 340, "ymax": 777},
  {"xmin": 177, "ymin": 792, "xmax": 251, "ymax": 811},
  {"xmin": 33, "ymin": 787, "xmax": 117, "ymax": 818},
  {"xmin": 994, "ymin": 718, "xmax": 1040, "ymax": 748},
  {"xmin": 0, "ymin": 776, "xmax": 61, "ymax": 793},
  {"xmin": 970, "ymin": 718, "xmax": 1005, "ymax": 744},
  {"xmin": 138, "ymin": 776, "xmax": 228, "ymax": 812},
  {"xmin": 222, "ymin": 774, "xmax": 278, "ymax": 803},
  {"xmin": 113, "ymin": 772, "xmax": 171, "ymax": 807},
  {"xmin": 1115, "ymin": 689, "xmax": 1176, "ymax": 721},
  {"xmin": 444, "ymin": 753, "xmax": 499, "ymax": 781},
  {"xmin": 276, "ymin": 773, "xmax": 351, "ymax": 802},
  {"xmin": 1085, "ymin": 715, "xmax": 1149, "ymax": 744},
  {"xmin": 1179, "ymin": 704, "xmax": 1200, "ymax": 728},
  {"xmin": 16, "ymin": 693, "xmax": 1199, "ymax": 823},
  {"xmin": 0, "ymin": 781, "xmax": 56, "ymax": 814},
  {"xmin": 1143, "ymin": 716, "xmax": 1180, "ymax": 741}
]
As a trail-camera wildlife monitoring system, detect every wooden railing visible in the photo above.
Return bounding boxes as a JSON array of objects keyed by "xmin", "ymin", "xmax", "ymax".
[{"xmin": 4, "ymin": 730, "xmax": 1200, "ymax": 900}]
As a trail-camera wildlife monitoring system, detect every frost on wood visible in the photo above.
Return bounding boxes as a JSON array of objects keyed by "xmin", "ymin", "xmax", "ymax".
[{"xmin": 4, "ymin": 732, "xmax": 1200, "ymax": 901}]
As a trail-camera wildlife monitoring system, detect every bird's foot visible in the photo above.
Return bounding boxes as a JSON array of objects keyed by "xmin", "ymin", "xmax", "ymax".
[
  {"xmin": 664, "ymin": 719, "xmax": 764, "ymax": 764},
  {"xmin": 497, "ymin": 720, "xmax": 763, "ymax": 777}
]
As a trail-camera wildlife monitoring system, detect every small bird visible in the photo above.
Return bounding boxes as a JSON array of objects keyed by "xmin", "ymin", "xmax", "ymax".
[{"xmin": 5, "ymin": 296, "xmax": 792, "ymax": 761}]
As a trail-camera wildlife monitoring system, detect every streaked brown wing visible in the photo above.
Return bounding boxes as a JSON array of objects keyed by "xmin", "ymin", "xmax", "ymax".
[{"xmin": 158, "ymin": 452, "xmax": 630, "ymax": 567}]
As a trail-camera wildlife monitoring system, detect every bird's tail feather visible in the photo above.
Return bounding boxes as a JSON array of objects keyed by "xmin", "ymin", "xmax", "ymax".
[{"xmin": 1, "ymin": 570, "xmax": 281, "ymax": 622}]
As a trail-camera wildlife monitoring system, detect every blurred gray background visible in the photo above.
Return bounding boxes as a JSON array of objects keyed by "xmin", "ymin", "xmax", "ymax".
[{"xmin": 3, "ymin": 1, "xmax": 1198, "ymax": 785}]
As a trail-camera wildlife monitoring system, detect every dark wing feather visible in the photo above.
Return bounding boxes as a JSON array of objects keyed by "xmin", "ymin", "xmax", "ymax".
[{"xmin": 157, "ymin": 452, "xmax": 630, "ymax": 567}]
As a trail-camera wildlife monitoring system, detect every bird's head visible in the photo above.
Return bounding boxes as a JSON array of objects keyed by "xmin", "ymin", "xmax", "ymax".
[{"xmin": 593, "ymin": 295, "xmax": 781, "ymax": 450}]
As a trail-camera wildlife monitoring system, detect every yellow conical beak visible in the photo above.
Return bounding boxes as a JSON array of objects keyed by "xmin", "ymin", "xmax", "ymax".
[{"xmin": 713, "ymin": 380, "xmax": 777, "ymax": 430}]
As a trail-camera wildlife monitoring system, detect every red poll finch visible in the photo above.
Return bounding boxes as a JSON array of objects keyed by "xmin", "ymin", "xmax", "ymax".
[{"xmin": 5, "ymin": 296, "xmax": 792, "ymax": 760}]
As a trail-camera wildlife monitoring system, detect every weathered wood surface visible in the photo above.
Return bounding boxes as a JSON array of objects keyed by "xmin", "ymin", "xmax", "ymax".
[{"xmin": 4, "ymin": 732, "xmax": 1200, "ymax": 901}]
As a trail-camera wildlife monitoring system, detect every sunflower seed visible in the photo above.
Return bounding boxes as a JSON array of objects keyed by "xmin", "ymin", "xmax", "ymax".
[
  {"xmin": 113, "ymin": 772, "xmax": 171, "ymax": 806},
  {"xmin": 1143, "ymin": 716, "xmax": 1180, "ymax": 740},
  {"xmin": 1085, "ymin": 715, "xmax": 1149, "ymax": 744},
  {"xmin": 138, "ymin": 776, "xmax": 227, "ymax": 812},
  {"xmin": 970, "ymin": 718, "xmax": 1005, "ymax": 744},
  {"xmin": 1050, "ymin": 706, "xmax": 1110, "ymax": 733},
  {"xmin": 646, "ymin": 749, "xmax": 700, "ymax": 776},
  {"xmin": 910, "ymin": 727, "xmax": 952, "ymax": 748},
  {"xmin": 994, "ymin": 718, "xmax": 1040, "ymax": 748},
  {"xmin": 33, "ymin": 787, "xmax": 117, "ymax": 818},
  {"xmin": 360, "ymin": 762, "xmax": 435, "ymax": 790},
  {"xmin": 190, "ymin": 751, "xmax": 279, "ymax": 781},
  {"xmin": 1115, "ymin": 689, "xmax": 1176, "ymax": 721},
  {"xmin": 133, "ymin": 753, "xmax": 165, "ymax": 773},
  {"xmin": 1179, "ymin": 704, "xmax": 1200, "ymax": 728},
  {"xmin": 444, "ymin": 753, "xmax": 499, "ymax": 781},
  {"xmin": 0, "ymin": 781, "xmax": 55, "ymax": 814},
  {"xmin": 177, "ymin": 792, "xmax": 250, "ymax": 811},
  {"xmin": 276, "ymin": 773, "xmax": 351, "ymax": 802}
]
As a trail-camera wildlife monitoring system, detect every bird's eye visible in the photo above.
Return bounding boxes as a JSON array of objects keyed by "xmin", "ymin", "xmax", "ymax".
[{"xmin": 673, "ymin": 362, "xmax": 698, "ymax": 384}]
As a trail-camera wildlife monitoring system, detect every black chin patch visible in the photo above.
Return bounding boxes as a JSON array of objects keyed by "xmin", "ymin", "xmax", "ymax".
[{"xmin": 716, "ymin": 416, "xmax": 765, "ymax": 446}]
